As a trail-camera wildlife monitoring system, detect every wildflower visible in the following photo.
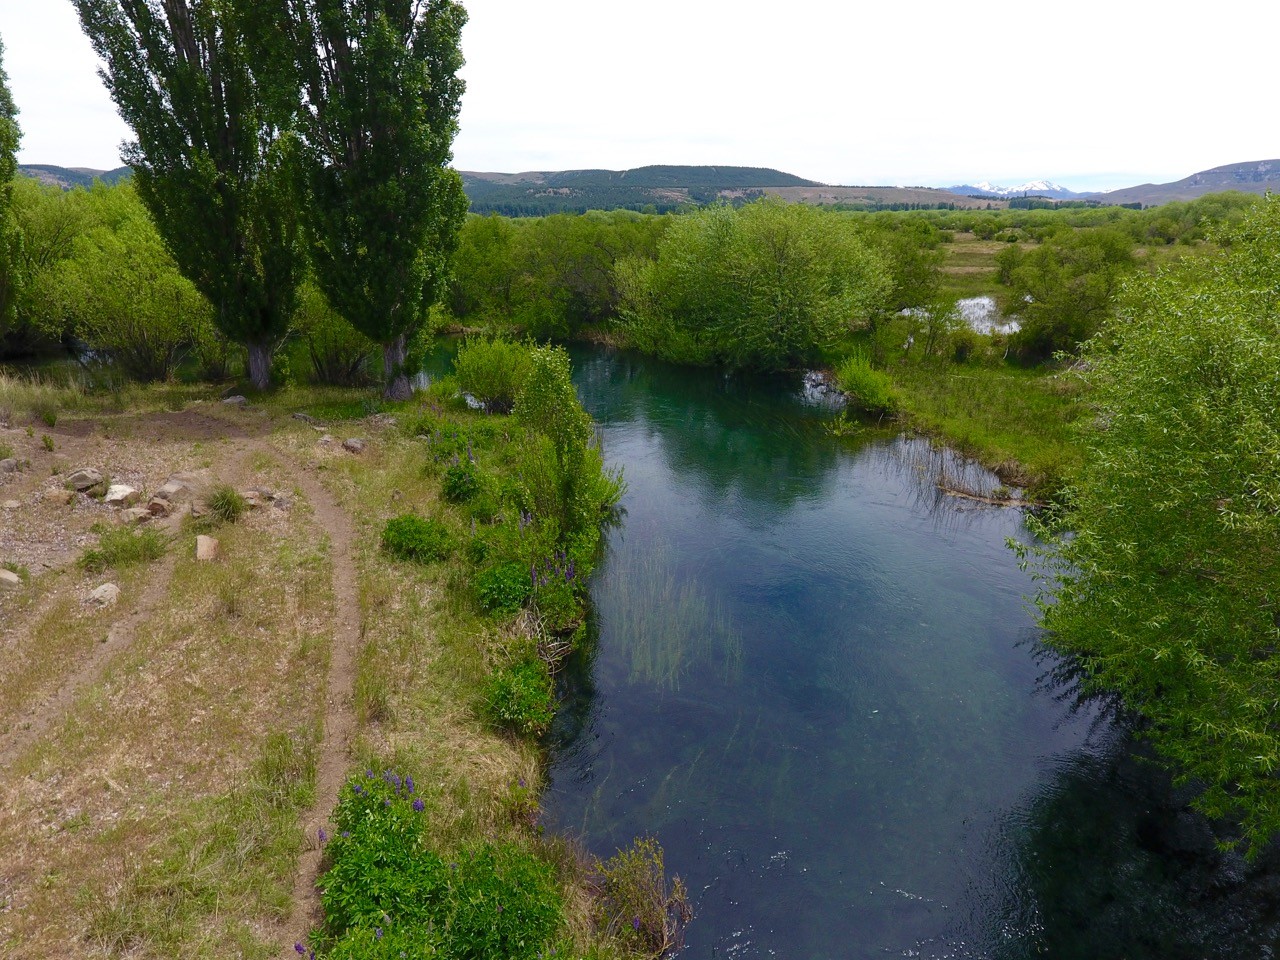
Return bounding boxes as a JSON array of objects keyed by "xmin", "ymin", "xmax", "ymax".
[
  {"xmin": 413, "ymin": 798, "xmax": 425, "ymax": 813},
  {"xmin": 366, "ymin": 769, "xmax": 375, "ymax": 778},
  {"xmin": 353, "ymin": 783, "xmax": 364, "ymax": 795},
  {"xmin": 633, "ymin": 916, "xmax": 641, "ymax": 931},
  {"xmin": 375, "ymin": 927, "xmax": 383, "ymax": 940},
  {"xmin": 405, "ymin": 775, "xmax": 415, "ymax": 793},
  {"xmin": 517, "ymin": 776, "xmax": 526, "ymax": 789},
  {"xmin": 342, "ymin": 831, "xmax": 351, "ymax": 838},
  {"xmin": 318, "ymin": 828, "xmax": 327, "ymax": 844},
  {"xmin": 295, "ymin": 944, "xmax": 306, "ymax": 955}
]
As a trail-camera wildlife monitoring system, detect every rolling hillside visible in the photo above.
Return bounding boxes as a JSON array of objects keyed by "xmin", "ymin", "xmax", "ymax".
[
  {"xmin": 17, "ymin": 164, "xmax": 132, "ymax": 189},
  {"xmin": 1087, "ymin": 160, "xmax": 1280, "ymax": 206}
]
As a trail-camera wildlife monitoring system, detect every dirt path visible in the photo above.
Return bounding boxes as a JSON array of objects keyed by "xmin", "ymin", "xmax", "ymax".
[{"xmin": 276, "ymin": 449, "xmax": 363, "ymax": 953}]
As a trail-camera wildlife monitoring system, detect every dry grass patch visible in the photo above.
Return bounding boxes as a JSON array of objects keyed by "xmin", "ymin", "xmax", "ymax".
[{"xmin": 0, "ymin": 459, "xmax": 335, "ymax": 957}]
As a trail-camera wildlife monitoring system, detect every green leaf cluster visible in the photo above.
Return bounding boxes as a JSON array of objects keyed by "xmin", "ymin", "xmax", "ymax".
[
  {"xmin": 1029, "ymin": 195, "xmax": 1280, "ymax": 853},
  {"xmin": 380, "ymin": 514, "xmax": 452, "ymax": 564}
]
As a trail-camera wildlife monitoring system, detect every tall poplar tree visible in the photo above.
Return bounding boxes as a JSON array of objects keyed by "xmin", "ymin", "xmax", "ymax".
[
  {"xmin": 72, "ymin": 0, "xmax": 303, "ymax": 389},
  {"xmin": 268, "ymin": 0, "xmax": 468, "ymax": 399},
  {"xmin": 0, "ymin": 35, "xmax": 22, "ymax": 342}
]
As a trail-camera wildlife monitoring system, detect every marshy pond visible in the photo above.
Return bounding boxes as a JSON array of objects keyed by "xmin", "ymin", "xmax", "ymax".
[{"xmin": 529, "ymin": 347, "xmax": 1279, "ymax": 959}]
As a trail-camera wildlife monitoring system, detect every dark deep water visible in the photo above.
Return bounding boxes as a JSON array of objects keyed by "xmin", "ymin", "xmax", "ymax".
[{"xmin": 516, "ymin": 347, "xmax": 1280, "ymax": 960}]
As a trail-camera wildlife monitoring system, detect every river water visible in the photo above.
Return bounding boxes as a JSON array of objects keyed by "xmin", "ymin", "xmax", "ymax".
[{"xmin": 534, "ymin": 347, "xmax": 1280, "ymax": 959}]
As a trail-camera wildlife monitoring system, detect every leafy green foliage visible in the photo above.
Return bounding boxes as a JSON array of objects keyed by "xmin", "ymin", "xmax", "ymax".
[
  {"xmin": 0, "ymin": 37, "xmax": 22, "ymax": 347},
  {"xmin": 453, "ymin": 336, "xmax": 531, "ymax": 413},
  {"xmin": 1026, "ymin": 196, "xmax": 1280, "ymax": 853},
  {"xmin": 80, "ymin": 525, "xmax": 167, "ymax": 573},
  {"xmin": 484, "ymin": 654, "xmax": 555, "ymax": 737},
  {"xmin": 441, "ymin": 461, "xmax": 480, "ymax": 503},
  {"xmin": 834, "ymin": 350, "xmax": 897, "ymax": 415},
  {"xmin": 71, "ymin": 0, "xmax": 305, "ymax": 389},
  {"xmin": 320, "ymin": 771, "xmax": 563, "ymax": 959},
  {"xmin": 474, "ymin": 562, "xmax": 533, "ymax": 616},
  {"xmin": 274, "ymin": 0, "xmax": 468, "ymax": 398},
  {"xmin": 594, "ymin": 837, "xmax": 692, "ymax": 957},
  {"xmin": 619, "ymin": 198, "xmax": 891, "ymax": 370},
  {"xmin": 380, "ymin": 515, "xmax": 451, "ymax": 564},
  {"xmin": 294, "ymin": 280, "xmax": 376, "ymax": 386}
]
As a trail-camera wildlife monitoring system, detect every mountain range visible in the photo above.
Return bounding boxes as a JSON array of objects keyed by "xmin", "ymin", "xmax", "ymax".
[{"xmin": 16, "ymin": 159, "xmax": 1280, "ymax": 213}]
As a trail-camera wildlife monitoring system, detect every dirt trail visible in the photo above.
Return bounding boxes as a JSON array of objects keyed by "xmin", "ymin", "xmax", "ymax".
[{"xmin": 276, "ymin": 448, "xmax": 363, "ymax": 953}]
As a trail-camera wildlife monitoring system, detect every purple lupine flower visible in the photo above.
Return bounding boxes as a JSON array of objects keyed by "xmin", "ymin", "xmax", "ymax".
[
  {"xmin": 353, "ymin": 783, "xmax": 365, "ymax": 795},
  {"xmin": 633, "ymin": 916, "xmax": 641, "ymax": 931},
  {"xmin": 366, "ymin": 769, "xmax": 375, "ymax": 778},
  {"xmin": 375, "ymin": 927, "xmax": 383, "ymax": 940},
  {"xmin": 405, "ymin": 775, "xmax": 415, "ymax": 794},
  {"xmin": 413, "ymin": 798, "xmax": 425, "ymax": 813},
  {"xmin": 342, "ymin": 831, "xmax": 350, "ymax": 838},
  {"xmin": 318, "ymin": 828, "xmax": 327, "ymax": 844},
  {"xmin": 384, "ymin": 799, "xmax": 392, "ymax": 807},
  {"xmin": 295, "ymin": 944, "xmax": 306, "ymax": 955}
]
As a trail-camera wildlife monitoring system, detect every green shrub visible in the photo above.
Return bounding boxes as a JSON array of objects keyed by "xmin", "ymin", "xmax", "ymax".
[
  {"xmin": 484, "ymin": 655, "xmax": 555, "ymax": 737},
  {"xmin": 320, "ymin": 771, "xmax": 563, "ymax": 960},
  {"xmin": 834, "ymin": 351, "xmax": 897, "ymax": 415},
  {"xmin": 0, "ymin": 441, "xmax": 11, "ymax": 459},
  {"xmin": 204, "ymin": 484, "xmax": 248, "ymax": 525},
  {"xmin": 79, "ymin": 525, "xmax": 166, "ymax": 573},
  {"xmin": 531, "ymin": 555, "xmax": 583, "ymax": 634},
  {"xmin": 453, "ymin": 336, "xmax": 531, "ymax": 414},
  {"xmin": 474, "ymin": 561, "xmax": 532, "ymax": 615},
  {"xmin": 442, "ymin": 460, "xmax": 480, "ymax": 503},
  {"xmin": 595, "ymin": 837, "xmax": 692, "ymax": 957},
  {"xmin": 380, "ymin": 515, "xmax": 451, "ymax": 564}
]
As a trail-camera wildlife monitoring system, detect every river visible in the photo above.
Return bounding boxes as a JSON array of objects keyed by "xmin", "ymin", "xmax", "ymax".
[{"xmin": 534, "ymin": 347, "xmax": 1280, "ymax": 959}]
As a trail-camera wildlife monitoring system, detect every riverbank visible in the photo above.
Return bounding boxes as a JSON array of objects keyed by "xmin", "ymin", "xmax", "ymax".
[{"xmin": 0, "ymin": 370, "xmax": 672, "ymax": 959}]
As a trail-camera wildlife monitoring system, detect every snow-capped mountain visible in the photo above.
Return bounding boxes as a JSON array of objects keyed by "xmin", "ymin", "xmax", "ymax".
[{"xmin": 950, "ymin": 179, "xmax": 1082, "ymax": 199}]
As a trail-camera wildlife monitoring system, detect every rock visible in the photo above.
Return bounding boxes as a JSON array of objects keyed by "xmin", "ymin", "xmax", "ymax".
[
  {"xmin": 90, "ymin": 583, "xmax": 120, "ymax": 606},
  {"xmin": 292, "ymin": 412, "xmax": 319, "ymax": 424},
  {"xmin": 242, "ymin": 490, "xmax": 263, "ymax": 509},
  {"xmin": 146, "ymin": 497, "xmax": 173, "ymax": 517},
  {"xmin": 196, "ymin": 535, "xmax": 219, "ymax": 562},
  {"xmin": 65, "ymin": 467, "xmax": 104, "ymax": 491},
  {"xmin": 222, "ymin": 395, "xmax": 248, "ymax": 406},
  {"xmin": 43, "ymin": 488, "xmax": 75, "ymax": 505},
  {"xmin": 1, "ymin": 499, "xmax": 20, "ymax": 510},
  {"xmin": 318, "ymin": 434, "xmax": 334, "ymax": 445},
  {"xmin": 121, "ymin": 507, "xmax": 152, "ymax": 525},
  {"xmin": 0, "ymin": 458, "xmax": 19, "ymax": 473},
  {"xmin": 153, "ymin": 470, "xmax": 210, "ymax": 504},
  {"xmin": 103, "ymin": 484, "xmax": 141, "ymax": 507},
  {"xmin": 0, "ymin": 569, "xmax": 21, "ymax": 590},
  {"xmin": 342, "ymin": 438, "xmax": 367, "ymax": 454}
]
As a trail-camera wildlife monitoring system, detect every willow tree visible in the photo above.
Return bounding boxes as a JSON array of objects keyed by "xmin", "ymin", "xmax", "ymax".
[
  {"xmin": 268, "ymin": 0, "xmax": 469, "ymax": 399},
  {"xmin": 72, "ymin": 0, "xmax": 304, "ymax": 388},
  {"xmin": 0, "ymin": 36, "xmax": 22, "ymax": 342}
]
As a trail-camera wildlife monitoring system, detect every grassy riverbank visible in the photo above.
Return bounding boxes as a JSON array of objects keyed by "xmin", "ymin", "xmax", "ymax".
[{"xmin": 0, "ymin": 360, "xmax": 681, "ymax": 959}]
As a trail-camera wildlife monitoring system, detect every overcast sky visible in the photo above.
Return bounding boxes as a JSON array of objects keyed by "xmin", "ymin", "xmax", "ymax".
[{"xmin": 1, "ymin": 0, "xmax": 1274, "ymax": 192}]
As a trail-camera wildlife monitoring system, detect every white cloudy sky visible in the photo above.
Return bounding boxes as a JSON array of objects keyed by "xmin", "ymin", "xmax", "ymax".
[{"xmin": 1, "ymin": 0, "xmax": 1274, "ymax": 192}]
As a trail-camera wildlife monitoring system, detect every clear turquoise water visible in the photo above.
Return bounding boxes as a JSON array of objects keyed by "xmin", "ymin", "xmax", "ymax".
[{"xmin": 536, "ymin": 348, "xmax": 1278, "ymax": 959}]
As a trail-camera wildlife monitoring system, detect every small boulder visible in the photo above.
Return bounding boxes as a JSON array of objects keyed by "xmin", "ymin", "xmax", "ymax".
[
  {"xmin": 90, "ymin": 583, "xmax": 121, "ymax": 606},
  {"xmin": 222, "ymin": 395, "xmax": 248, "ymax": 407},
  {"xmin": 342, "ymin": 438, "xmax": 367, "ymax": 455},
  {"xmin": 0, "ymin": 569, "xmax": 21, "ymax": 590},
  {"xmin": 121, "ymin": 507, "xmax": 152, "ymax": 525},
  {"xmin": 154, "ymin": 470, "xmax": 210, "ymax": 504},
  {"xmin": 318, "ymin": 434, "xmax": 334, "ymax": 445},
  {"xmin": 196, "ymin": 535, "xmax": 219, "ymax": 562},
  {"xmin": 43, "ymin": 488, "xmax": 75, "ymax": 505},
  {"xmin": 103, "ymin": 484, "xmax": 142, "ymax": 508},
  {"xmin": 1, "ymin": 499, "xmax": 20, "ymax": 510},
  {"xmin": 292, "ymin": 412, "xmax": 319, "ymax": 425},
  {"xmin": 65, "ymin": 467, "xmax": 104, "ymax": 492},
  {"xmin": 241, "ymin": 490, "xmax": 263, "ymax": 509},
  {"xmin": 0, "ymin": 458, "xmax": 19, "ymax": 473},
  {"xmin": 146, "ymin": 497, "xmax": 173, "ymax": 517}
]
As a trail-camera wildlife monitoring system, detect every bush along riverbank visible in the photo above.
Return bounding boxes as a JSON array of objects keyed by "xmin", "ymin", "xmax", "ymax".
[{"xmin": 292, "ymin": 340, "xmax": 691, "ymax": 959}]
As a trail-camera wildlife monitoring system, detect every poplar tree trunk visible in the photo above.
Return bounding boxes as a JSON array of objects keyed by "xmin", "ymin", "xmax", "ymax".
[
  {"xmin": 382, "ymin": 334, "xmax": 412, "ymax": 400},
  {"xmin": 247, "ymin": 342, "xmax": 272, "ymax": 391}
]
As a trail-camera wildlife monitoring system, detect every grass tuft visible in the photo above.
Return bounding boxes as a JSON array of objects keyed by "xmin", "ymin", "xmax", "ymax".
[
  {"xmin": 205, "ymin": 484, "xmax": 249, "ymax": 525},
  {"xmin": 79, "ymin": 525, "xmax": 167, "ymax": 573}
]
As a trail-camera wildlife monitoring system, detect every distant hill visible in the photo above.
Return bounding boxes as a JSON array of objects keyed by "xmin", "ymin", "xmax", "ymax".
[
  {"xmin": 461, "ymin": 165, "xmax": 822, "ymax": 215},
  {"xmin": 1086, "ymin": 160, "xmax": 1280, "ymax": 206},
  {"xmin": 18, "ymin": 164, "xmax": 133, "ymax": 189}
]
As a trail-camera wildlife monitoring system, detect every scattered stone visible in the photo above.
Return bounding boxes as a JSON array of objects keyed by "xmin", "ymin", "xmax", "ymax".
[
  {"xmin": 1, "ymin": 499, "xmax": 19, "ymax": 510},
  {"xmin": 43, "ymin": 488, "xmax": 75, "ymax": 505},
  {"xmin": 0, "ymin": 569, "xmax": 21, "ymax": 590},
  {"xmin": 196, "ymin": 535, "xmax": 220, "ymax": 562},
  {"xmin": 222, "ymin": 395, "xmax": 248, "ymax": 407},
  {"xmin": 342, "ymin": 438, "xmax": 367, "ymax": 454},
  {"xmin": 272, "ymin": 495, "xmax": 292, "ymax": 512},
  {"xmin": 146, "ymin": 497, "xmax": 173, "ymax": 517},
  {"xmin": 65, "ymin": 467, "xmax": 105, "ymax": 491},
  {"xmin": 0, "ymin": 458, "xmax": 19, "ymax": 473},
  {"xmin": 318, "ymin": 434, "xmax": 334, "ymax": 445},
  {"xmin": 292, "ymin": 412, "xmax": 319, "ymax": 425},
  {"xmin": 121, "ymin": 507, "xmax": 152, "ymax": 525},
  {"xmin": 103, "ymin": 484, "xmax": 142, "ymax": 507},
  {"xmin": 90, "ymin": 583, "xmax": 121, "ymax": 606},
  {"xmin": 242, "ymin": 489, "xmax": 263, "ymax": 509},
  {"xmin": 153, "ymin": 470, "xmax": 210, "ymax": 504}
]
